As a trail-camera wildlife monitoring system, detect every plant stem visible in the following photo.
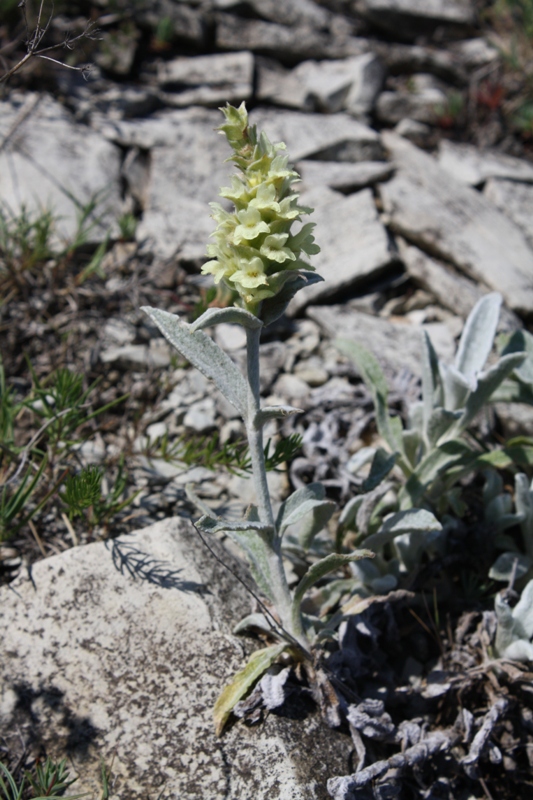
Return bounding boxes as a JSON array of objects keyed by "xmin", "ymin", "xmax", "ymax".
[{"xmin": 244, "ymin": 327, "xmax": 310, "ymax": 653}]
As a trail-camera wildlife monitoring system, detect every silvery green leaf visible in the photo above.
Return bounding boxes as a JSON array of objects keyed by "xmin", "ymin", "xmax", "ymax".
[
  {"xmin": 510, "ymin": 578, "xmax": 533, "ymax": 639},
  {"xmin": 297, "ymin": 500, "xmax": 337, "ymax": 549},
  {"xmin": 233, "ymin": 613, "xmax": 276, "ymax": 636},
  {"xmin": 489, "ymin": 552, "xmax": 532, "ymax": 582},
  {"xmin": 501, "ymin": 328, "xmax": 533, "ymax": 386},
  {"xmin": 370, "ymin": 574, "xmax": 398, "ymax": 593},
  {"xmin": 393, "ymin": 528, "xmax": 442, "ymax": 571},
  {"xmin": 408, "ymin": 401, "xmax": 424, "ymax": 435},
  {"xmin": 421, "ymin": 329, "xmax": 441, "ymax": 427},
  {"xmin": 255, "ymin": 405, "xmax": 302, "ymax": 425},
  {"xmin": 364, "ymin": 508, "xmax": 442, "ymax": 551},
  {"xmin": 276, "ymin": 482, "xmax": 325, "ymax": 532},
  {"xmin": 439, "ymin": 362, "xmax": 471, "ymax": 411},
  {"xmin": 336, "ymin": 339, "xmax": 404, "ymax": 457},
  {"xmin": 515, "ymin": 473, "xmax": 533, "ymax": 558},
  {"xmin": 196, "ymin": 514, "xmax": 277, "ymax": 601},
  {"xmin": 457, "ymin": 352, "xmax": 526, "ymax": 432},
  {"xmin": 260, "ymin": 271, "xmax": 323, "ymax": 326},
  {"xmin": 483, "ymin": 469, "xmax": 504, "ymax": 505},
  {"xmin": 347, "ymin": 446, "xmax": 376, "ymax": 475},
  {"xmin": 338, "ymin": 494, "xmax": 364, "ymax": 529},
  {"xmin": 190, "ymin": 306, "xmax": 262, "ymax": 332},
  {"xmin": 185, "ymin": 482, "xmax": 214, "ymax": 517},
  {"xmin": 362, "ymin": 448, "xmax": 397, "ymax": 492},
  {"xmin": 426, "ymin": 408, "xmax": 462, "ymax": 447},
  {"xmin": 356, "ymin": 481, "xmax": 395, "ymax": 533},
  {"xmin": 490, "ymin": 380, "xmax": 533, "ymax": 405},
  {"xmin": 455, "ymin": 292, "xmax": 501, "ymax": 379},
  {"xmin": 292, "ymin": 550, "xmax": 374, "ymax": 614},
  {"xmin": 142, "ymin": 306, "xmax": 248, "ymax": 417},
  {"xmin": 213, "ymin": 642, "xmax": 287, "ymax": 735},
  {"xmin": 402, "ymin": 429, "xmax": 421, "ymax": 468}
]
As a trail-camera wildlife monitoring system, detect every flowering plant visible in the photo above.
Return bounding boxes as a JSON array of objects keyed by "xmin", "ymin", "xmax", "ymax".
[
  {"xmin": 142, "ymin": 103, "xmax": 371, "ymax": 733},
  {"xmin": 201, "ymin": 102, "xmax": 321, "ymax": 319}
]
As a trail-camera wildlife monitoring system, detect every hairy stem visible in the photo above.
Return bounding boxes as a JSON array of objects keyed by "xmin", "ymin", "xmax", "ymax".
[{"xmin": 244, "ymin": 327, "xmax": 310, "ymax": 653}]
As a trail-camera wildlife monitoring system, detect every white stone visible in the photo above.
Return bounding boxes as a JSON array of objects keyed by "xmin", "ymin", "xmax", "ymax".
[
  {"xmin": 0, "ymin": 518, "xmax": 351, "ymax": 798},
  {"xmin": 307, "ymin": 304, "xmax": 456, "ymax": 379},
  {"xmin": 484, "ymin": 178, "xmax": 533, "ymax": 248},
  {"xmin": 297, "ymin": 159, "xmax": 393, "ymax": 192},
  {"xmin": 100, "ymin": 341, "xmax": 171, "ymax": 369},
  {"xmin": 259, "ymin": 54, "xmax": 383, "ymax": 117},
  {"xmin": 157, "ymin": 51, "xmax": 254, "ymax": 107},
  {"xmin": 289, "ymin": 187, "xmax": 394, "ymax": 313},
  {"xmin": 376, "ymin": 83, "xmax": 446, "ymax": 125},
  {"xmin": 379, "ymin": 132, "xmax": 533, "ymax": 315},
  {"xmin": 0, "ymin": 94, "xmax": 121, "ymax": 244},
  {"xmin": 358, "ymin": 0, "xmax": 475, "ymax": 32},
  {"xmin": 438, "ymin": 139, "xmax": 533, "ymax": 186},
  {"xmin": 249, "ymin": 108, "xmax": 384, "ymax": 162},
  {"xmin": 183, "ymin": 397, "xmax": 216, "ymax": 432}
]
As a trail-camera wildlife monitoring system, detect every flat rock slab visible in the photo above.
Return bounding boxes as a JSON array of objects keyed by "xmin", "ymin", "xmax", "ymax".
[
  {"xmin": 399, "ymin": 240, "xmax": 520, "ymax": 329},
  {"xmin": 249, "ymin": 108, "xmax": 384, "ymax": 162},
  {"xmin": 0, "ymin": 94, "xmax": 121, "ymax": 243},
  {"xmin": 99, "ymin": 107, "xmax": 232, "ymax": 260},
  {"xmin": 379, "ymin": 132, "xmax": 533, "ymax": 316},
  {"xmin": 484, "ymin": 178, "xmax": 533, "ymax": 249},
  {"xmin": 0, "ymin": 518, "xmax": 351, "ymax": 799},
  {"xmin": 438, "ymin": 140, "xmax": 533, "ymax": 186},
  {"xmin": 157, "ymin": 51, "xmax": 254, "ymax": 107},
  {"xmin": 297, "ymin": 159, "xmax": 394, "ymax": 192},
  {"xmin": 358, "ymin": 0, "xmax": 475, "ymax": 37},
  {"xmin": 307, "ymin": 303, "xmax": 456, "ymax": 379},
  {"xmin": 289, "ymin": 187, "xmax": 394, "ymax": 313}
]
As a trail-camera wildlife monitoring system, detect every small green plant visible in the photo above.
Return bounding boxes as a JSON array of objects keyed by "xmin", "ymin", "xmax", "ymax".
[
  {"xmin": 142, "ymin": 103, "xmax": 372, "ymax": 734},
  {"xmin": 0, "ymin": 360, "xmax": 131, "ymax": 543},
  {"xmin": 144, "ymin": 429, "xmax": 303, "ymax": 476},
  {"xmin": 0, "ymin": 757, "xmax": 85, "ymax": 800}
]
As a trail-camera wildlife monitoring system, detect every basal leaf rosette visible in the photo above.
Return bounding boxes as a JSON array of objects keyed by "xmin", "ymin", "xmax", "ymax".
[{"xmin": 201, "ymin": 103, "xmax": 322, "ymax": 319}]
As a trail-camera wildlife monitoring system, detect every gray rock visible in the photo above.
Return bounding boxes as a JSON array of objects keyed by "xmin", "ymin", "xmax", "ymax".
[
  {"xmin": 0, "ymin": 518, "xmax": 351, "ymax": 799},
  {"xmin": 0, "ymin": 94, "xmax": 121, "ymax": 243},
  {"xmin": 100, "ymin": 341, "xmax": 171, "ymax": 369},
  {"xmin": 183, "ymin": 397, "xmax": 217, "ymax": 432},
  {"xmin": 398, "ymin": 240, "xmax": 520, "ymax": 330},
  {"xmin": 307, "ymin": 304, "xmax": 455, "ymax": 379},
  {"xmin": 484, "ymin": 178, "xmax": 533, "ymax": 248},
  {"xmin": 297, "ymin": 159, "xmax": 393, "ymax": 193},
  {"xmin": 216, "ymin": 0, "xmax": 330, "ymax": 27},
  {"xmin": 157, "ymin": 51, "xmax": 254, "ymax": 107},
  {"xmin": 356, "ymin": 0, "xmax": 475, "ymax": 38},
  {"xmin": 394, "ymin": 117, "xmax": 432, "ymax": 144},
  {"xmin": 289, "ymin": 187, "xmax": 394, "ymax": 313},
  {"xmin": 379, "ymin": 132, "xmax": 533, "ymax": 315},
  {"xmin": 258, "ymin": 54, "xmax": 384, "ymax": 117},
  {"xmin": 99, "ymin": 108, "xmax": 232, "ymax": 259},
  {"xmin": 438, "ymin": 140, "xmax": 533, "ymax": 186},
  {"xmin": 250, "ymin": 108, "xmax": 384, "ymax": 162},
  {"xmin": 216, "ymin": 13, "xmax": 368, "ymax": 61},
  {"xmin": 376, "ymin": 75, "xmax": 446, "ymax": 125}
]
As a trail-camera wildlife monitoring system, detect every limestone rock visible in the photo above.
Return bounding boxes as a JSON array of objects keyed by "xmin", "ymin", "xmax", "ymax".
[
  {"xmin": 438, "ymin": 140, "xmax": 533, "ymax": 186},
  {"xmin": 0, "ymin": 518, "xmax": 352, "ymax": 799},
  {"xmin": 249, "ymin": 108, "xmax": 384, "ymax": 162},
  {"xmin": 216, "ymin": 13, "xmax": 368, "ymax": 61},
  {"xmin": 157, "ymin": 51, "xmax": 254, "ymax": 107},
  {"xmin": 356, "ymin": 0, "xmax": 475, "ymax": 39},
  {"xmin": 297, "ymin": 159, "xmax": 394, "ymax": 193},
  {"xmin": 379, "ymin": 132, "xmax": 533, "ymax": 315},
  {"xmin": 307, "ymin": 304, "xmax": 456, "ymax": 379},
  {"xmin": 289, "ymin": 187, "xmax": 394, "ymax": 314},
  {"xmin": 399, "ymin": 240, "xmax": 520, "ymax": 330},
  {"xmin": 484, "ymin": 178, "xmax": 533, "ymax": 248},
  {"xmin": 376, "ymin": 75, "xmax": 447, "ymax": 125},
  {"xmin": 258, "ymin": 54, "xmax": 384, "ymax": 117},
  {"xmin": 0, "ymin": 94, "xmax": 122, "ymax": 243},
  {"xmin": 216, "ymin": 0, "xmax": 330, "ymax": 28}
]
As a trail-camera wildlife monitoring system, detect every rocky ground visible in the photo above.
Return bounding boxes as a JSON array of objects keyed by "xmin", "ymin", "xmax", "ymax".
[{"xmin": 1, "ymin": 0, "xmax": 533, "ymax": 798}]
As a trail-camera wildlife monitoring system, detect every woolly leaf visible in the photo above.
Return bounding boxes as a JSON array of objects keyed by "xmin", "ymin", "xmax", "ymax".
[
  {"xmin": 190, "ymin": 306, "xmax": 263, "ymax": 332},
  {"xmin": 292, "ymin": 550, "xmax": 374, "ymax": 615},
  {"xmin": 213, "ymin": 643, "xmax": 287, "ymax": 735},
  {"xmin": 455, "ymin": 292, "xmax": 501, "ymax": 379},
  {"xmin": 364, "ymin": 509, "xmax": 442, "ymax": 551},
  {"xmin": 142, "ymin": 307, "xmax": 248, "ymax": 417}
]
